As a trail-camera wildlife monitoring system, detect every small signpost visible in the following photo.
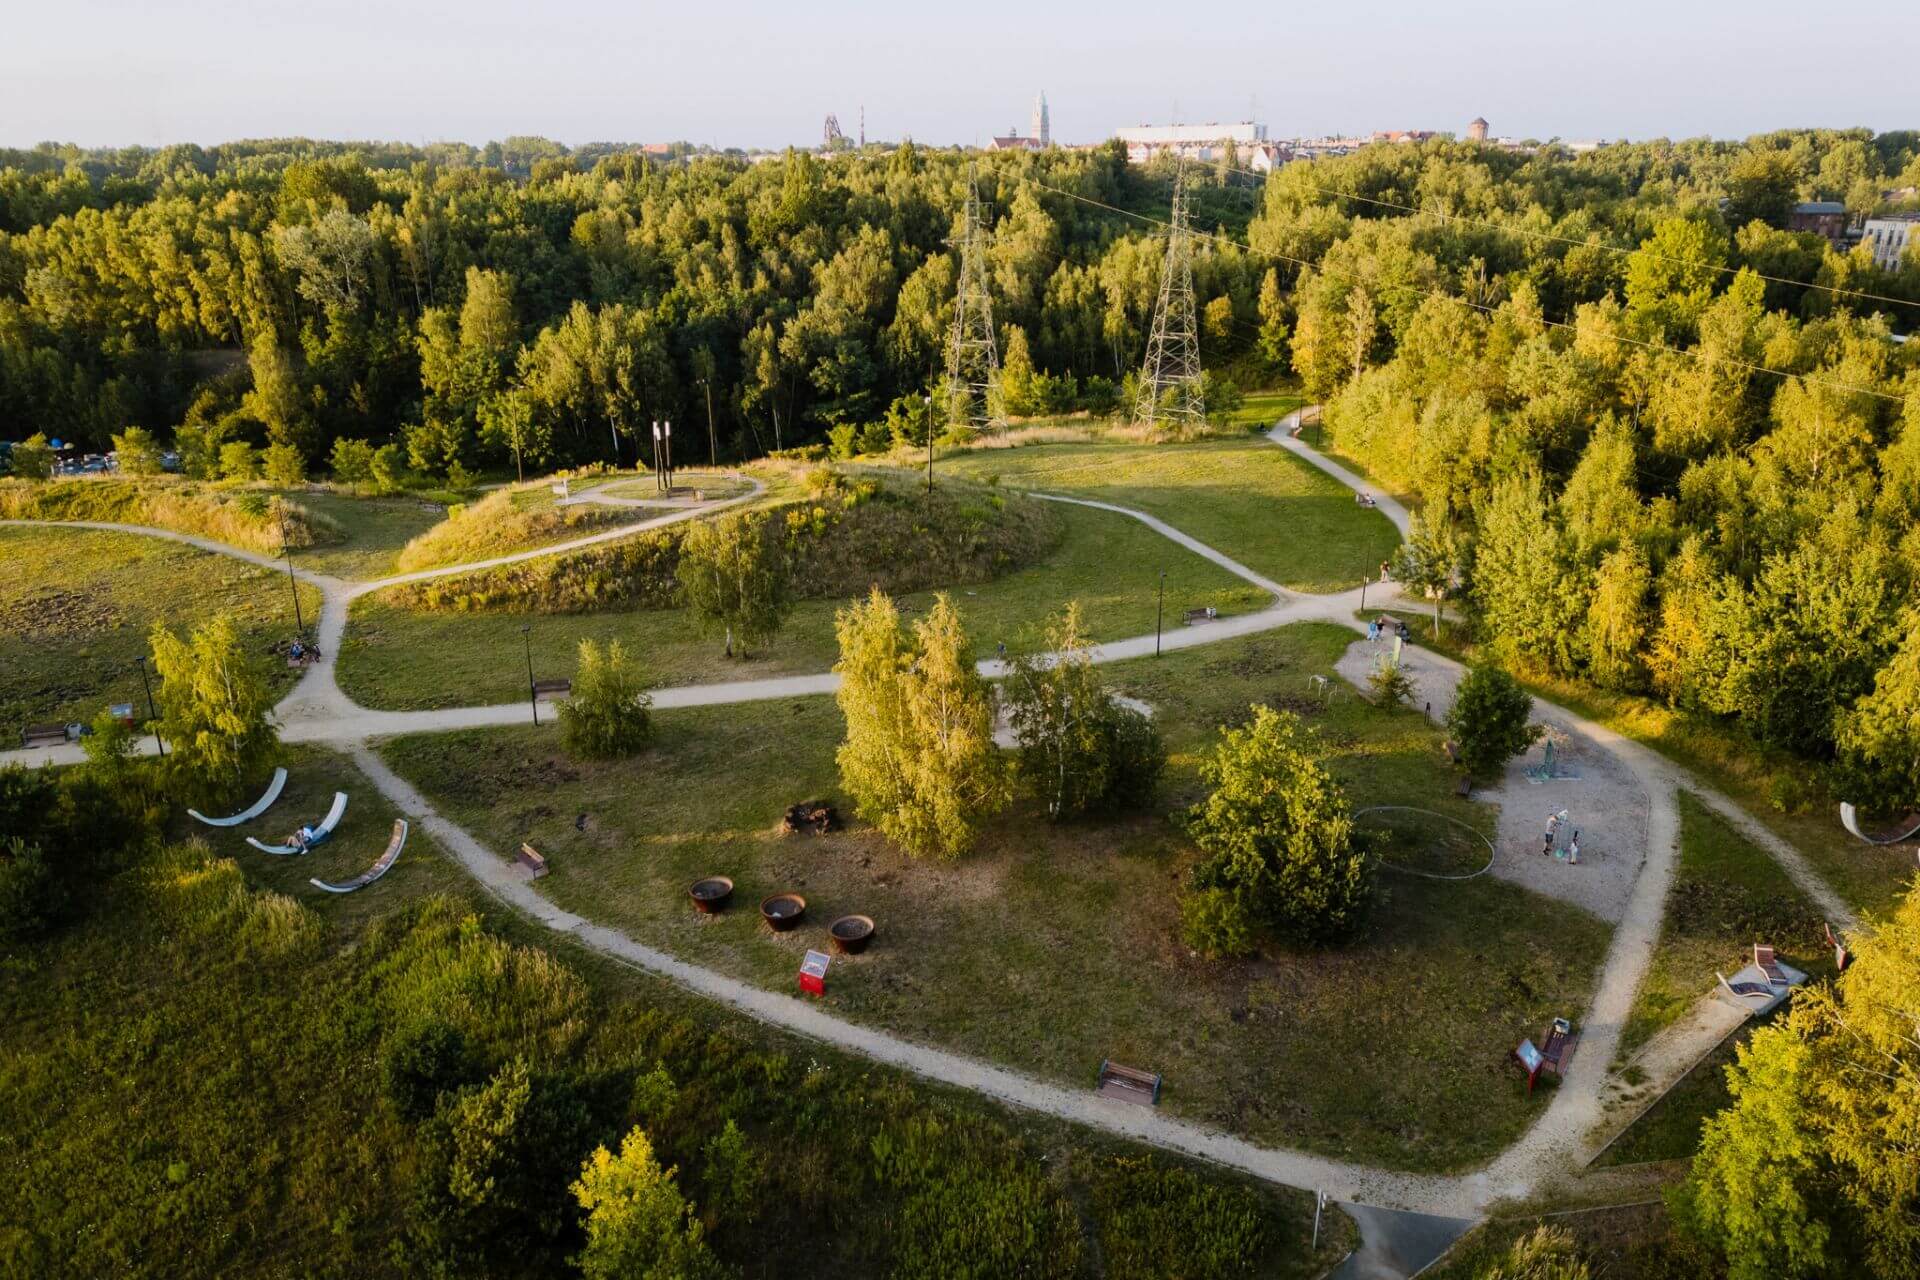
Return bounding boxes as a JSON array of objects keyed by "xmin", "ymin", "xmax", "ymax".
[
  {"xmin": 798, "ymin": 949, "xmax": 831, "ymax": 997},
  {"xmin": 1515, "ymin": 1038, "xmax": 1546, "ymax": 1093}
]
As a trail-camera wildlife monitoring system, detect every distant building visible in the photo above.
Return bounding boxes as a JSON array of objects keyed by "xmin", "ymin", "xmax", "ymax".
[
  {"xmin": 1467, "ymin": 117, "xmax": 1489, "ymax": 142},
  {"xmin": 1114, "ymin": 121, "xmax": 1266, "ymax": 165},
  {"xmin": 1370, "ymin": 129, "xmax": 1437, "ymax": 144},
  {"xmin": 1862, "ymin": 214, "xmax": 1920, "ymax": 270},
  {"xmin": 1787, "ymin": 201, "xmax": 1847, "ymax": 245},
  {"xmin": 1246, "ymin": 142, "xmax": 1295, "ymax": 173},
  {"xmin": 989, "ymin": 132, "xmax": 1041, "ymax": 152},
  {"xmin": 1032, "ymin": 92, "xmax": 1050, "ymax": 148}
]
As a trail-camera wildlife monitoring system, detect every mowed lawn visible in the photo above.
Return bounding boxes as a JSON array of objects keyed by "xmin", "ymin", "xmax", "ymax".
[
  {"xmin": 383, "ymin": 624, "xmax": 1611, "ymax": 1172},
  {"xmin": 337, "ymin": 498, "xmax": 1271, "ymax": 710},
  {"xmin": 0, "ymin": 526, "xmax": 322, "ymax": 735},
  {"xmin": 939, "ymin": 434, "xmax": 1401, "ymax": 593}
]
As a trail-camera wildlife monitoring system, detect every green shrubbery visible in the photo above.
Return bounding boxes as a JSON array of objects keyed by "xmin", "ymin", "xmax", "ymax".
[
  {"xmin": 558, "ymin": 639, "xmax": 653, "ymax": 759},
  {"xmin": 0, "ymin": 477, "xmax": 342, "ymax": 555},
  {"xmin": 1093, "ymin": 1156, "xmax": 1273, "ymax": 1280}
]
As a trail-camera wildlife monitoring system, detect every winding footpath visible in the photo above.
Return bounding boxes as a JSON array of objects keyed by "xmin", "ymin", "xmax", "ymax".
[{"xmin": 0, "ymin": 437, "xmax": 1858, "ymax": 1242}]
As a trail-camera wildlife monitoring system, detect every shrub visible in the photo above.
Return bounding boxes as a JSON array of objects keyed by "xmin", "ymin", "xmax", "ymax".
[
  {"xmin": 7, "ymin": 432, "xmax": 54, "ymax": 480},
  {"xmin": 370, "ymin": 442, "xmax": 405, "ymax": 494},
  {"xmin": 827, "ymin": 422, "xmax": 859, "ymax": 459},
  {"xmin": 262, "ymin": 441, "xmax": 306, "ymax": 486},
  {"xmin": 1368, "ymin": 656, "xmax": 1416, "ymax": 709},
  {"xmin": 0, "ymin": 838, "xmax": 60, "ymax": 943},
  {"xmin": 1445, "ymin": 664, "xmax": 1542, "ymax": 781},
  {"xmin": 571, "ymin": 1126, "xmax": 727, "ymax": 1280},
  {"xmin": 330, "ymin": 437, "xmax": 377, "ymax": 484},
  {"xmin": 111, "ymin": 426, "xmax": 165, "ymax": 475},
  {"xmin": 1184, "ymin": 705, "xmax": 1372, "ymax": 947},
  {"xmin": 1475, "ymin": 1225, "xmax": 1592, "ymax": 1279},
  {"xmin": 1179, "ymin": 886, "xmax": 1256, "ymax": 958},
  {"xmin": 218, "ymin": 441, "xmax": 259, "ymax": 483},
  {"xmin": 384, "ymin": 1020, "xmax": 479, "ymax": 1122},
  {"xmin": 558, "ymin": 639, "xmax": 653, "ymax": 760}
]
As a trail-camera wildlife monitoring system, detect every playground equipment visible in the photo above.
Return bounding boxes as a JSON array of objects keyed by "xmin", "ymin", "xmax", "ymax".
[
  {"xmin": 1838, "ymin": 802, "xmax": 1920, "ymax": 846},
  {"xmin": 309, "ymin": 820, "xmax": 408, "ymax": 893},
  {"xmin": 247, "ymin": 792, "xmax": 347, "ymax": 855},
  {"xmin": 188, "ymin": 767, "xmax": 288, "ymax": 827},
  {"xmin": 1525, "ymin": 732, "xmax": 1579, "ymax": 783}
]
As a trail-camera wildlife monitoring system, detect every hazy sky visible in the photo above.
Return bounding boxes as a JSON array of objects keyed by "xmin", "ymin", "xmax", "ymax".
[{"xmin": 5, "ymin": 0, "xmax": 1914, "ymax": 150}]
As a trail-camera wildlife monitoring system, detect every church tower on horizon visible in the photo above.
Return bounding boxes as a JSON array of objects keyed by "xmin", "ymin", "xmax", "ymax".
[{"xmin": 1031, "ymin": 92, "xmax": 1050, "ymax": 147}]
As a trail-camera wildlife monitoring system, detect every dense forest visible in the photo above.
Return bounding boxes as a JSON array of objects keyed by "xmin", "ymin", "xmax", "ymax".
[{"xmin": 4, "ymin": 128, "xmax": 1920, "ymax": 802}]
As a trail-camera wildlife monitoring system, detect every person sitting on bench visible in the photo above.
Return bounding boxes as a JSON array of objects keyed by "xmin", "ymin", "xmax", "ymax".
[
  {"xmin": 290, "ymin": 639, "xmax": 305, "ymax": 661},
  {"xmin": 290, "ymin": 824, "xmax": 316, "ymax": 853}
]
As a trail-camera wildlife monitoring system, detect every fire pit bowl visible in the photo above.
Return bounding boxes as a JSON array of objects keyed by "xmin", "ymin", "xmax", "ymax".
[
  {"xmin": 760, "ymin": 892, "xmax": 807, "ymax": 932},
  {"xmin": 689, "ymin": 876, "xmax": 734, "ymax": 914},
  {"xmin": 828, "ymin": 914, "xmax": 876, "ymax": 954}
]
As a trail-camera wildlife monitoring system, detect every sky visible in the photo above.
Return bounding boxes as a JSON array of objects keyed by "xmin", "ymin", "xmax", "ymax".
[{"xmin": 5, "ymin": 0, "xmax": 1916, "ymax": 151}]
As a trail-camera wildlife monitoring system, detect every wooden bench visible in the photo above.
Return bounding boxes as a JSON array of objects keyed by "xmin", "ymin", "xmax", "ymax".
[
  {"xmin": 21, "ymin": 722, "xmax": 69, "ymax": 749},
  {"xmin": 532, "ymin": 678, "xmax": 572, "ymax": 703},
  {"xmin": 1096, "ymin": 1060, "xmax": 1162, "ymax": 1106},
  {"xmin": 517, "ymin": 843, "xmax": 550, "ymax": 879},
  {"xmin": 1754, "ymin": 943, "xmax": 1789, "ymax": 987},
  {"xmin": 1182, "ymin": 606, "xmax": 1217, "ymax": 626},
  {"xmin": 1538, "ymin": 1017, "xmax": 1575, "ymax": 1076}
]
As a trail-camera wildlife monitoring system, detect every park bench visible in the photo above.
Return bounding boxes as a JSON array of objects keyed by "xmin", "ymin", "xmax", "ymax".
[
  {"xmin": 21, "ymin": 722, "xmax": 70, "ymax": 748},
  {"xmin": 1514, "ymin": 1017, "xmax": 1575, "ymax": 1093},
  {"xmin": 532, "ymin": 678, "xmax": 571, "ymax": 702},
  {"xmin": 310, "ymin": 820, "xmax": 408, "ymax": 894},
  {"xmin": 1183, "ymin": 606, "xmax": 1217, "ymax": 626},
  {"xmin": 1096, "ymin": 1060, "xmax": 1162, "ymax": 1106},
  {"xmin": 1825, "ymin": 921, "xmax": 1851, "ymax": 972},
  {"xmin": 1754, "ymin": 944, "xmax": 1789, "ymax": 987},
  {"xmin": 517, "ymin": 843, "xmax": 550, "ymax": 879}
]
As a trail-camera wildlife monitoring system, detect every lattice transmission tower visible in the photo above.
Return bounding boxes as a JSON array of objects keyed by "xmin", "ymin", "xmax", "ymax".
[
  {"xmin": 1135, "ymin": 162, "xmax": 1204, "ymax": 430},
  {"xmin": 945, "ymin": 167, "xmax": 1003, "ymax": 431}
]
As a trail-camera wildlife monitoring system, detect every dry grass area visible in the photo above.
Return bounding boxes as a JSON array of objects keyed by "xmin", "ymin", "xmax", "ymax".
[{"xmin": 1, "ymin": 477, "xmax": 342, "ymax": 555}]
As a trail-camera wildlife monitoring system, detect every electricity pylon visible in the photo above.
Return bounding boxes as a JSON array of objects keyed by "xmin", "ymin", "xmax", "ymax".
[
  {"xmin": 1136, "ymin": 161, "xmax": 1204, "ymax": 430},
  {"xmin": 945, "ymin": 166, "xmax": 1003, "ymax": 431}
]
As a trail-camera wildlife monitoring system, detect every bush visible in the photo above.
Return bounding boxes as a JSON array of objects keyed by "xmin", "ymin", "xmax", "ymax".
[
  {"xmin": 572, "ymin": 1126, "xmax": 727, "ymax": 1280},
  {"xmin": 111, "ymin": 426, "xmax": 165, "ymax": 475},
  {"xmin": 1184, "ymin": 705, "xmax": 1372, "ymax": 947},
  {"xmin": 0, "ymin": 838, "xmax": 60, "ymax": 943},
  {"xmin": 1445, "ymin": 665, "xmax": 1542, "ymax": 781},
  {"xmin": 7, "ymin": 433, "xmax": 54, "ymax": 480},
  {"xmin": 262, "ymin": 441, "xmax": 306, "ymax": 487},
  {"xmin": 218, "ymin": 441, "xmax": 259, "ymax": 483},
  {"xmin": 1368, "ymin": 657, "xmax": 1416, "ymax": 710},
  {"xmin": 383, "ymin": 1020, "xmax": 479, "ymax": 1122},
  {"xmin": 1179, "ymin": 886, "xmax": 1256, "ymax": 958},
  {"xmin": 330, "ymin": 437, "xmax": 377, "ymax": 484},
  {"xmin": 1091, "ymin": 1155, "xmax": 1271, "ymax": 1280},
  {"xmin": 558, "ymin": 639, "xmax": 653, "ymax": 760},
  {"xmin": 370, "ymin": 442, "xmax": 405, "ymax": 494}
]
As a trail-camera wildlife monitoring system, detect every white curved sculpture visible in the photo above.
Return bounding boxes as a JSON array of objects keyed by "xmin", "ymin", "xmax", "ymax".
[
  {"xmin": 1838, "ymin": 802, "xmax": 1920, "ymax": 846},
  {"xmin": 187, "ymin": 767, "xmax": 288, "ymax": 827},
  {"xmin": 310, "ymin": 820, "xmax": 407, "ymax": 893},
  {"xmin": 247, "ymin": 791, "xmax": 348, "ymax": 855}
]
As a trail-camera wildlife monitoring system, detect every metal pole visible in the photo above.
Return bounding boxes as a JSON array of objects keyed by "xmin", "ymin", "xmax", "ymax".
[
  {"xmin": 1312, "ymin": 1192, "xmax": 1324, "ymax": 1251},
  {"xmin": 664, "ymin": 420, "xmax": 673, "ymax": 491},
  {"xmin": 704, "ymin": 379, "xmax": 717, "ymax": 469},
  {"xmin": 1360, "ymin": 577, "xmax": 1368, "ymax": 613},
  {"xmin": 278, "ymin": 510, "xmax": 305, "ymax": 635},
  {"xmin": 1155, "ymin": 571, "xmax": 1165, "ymax": 657},
  {"xmin": 521, "ymin": 625, "xmax": 538, "ymax": 726},
  {"xmin": 135, "ymin": 656, "xmax": 164, "ymax": 757},
  {"xmin": 925, "ymin": 395, "xmax": 934, "ymax": 493}
]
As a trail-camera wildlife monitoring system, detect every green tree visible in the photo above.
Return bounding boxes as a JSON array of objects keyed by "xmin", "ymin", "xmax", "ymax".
[
  {"xmin": 1184, "ymin": 705, "xmax": 1371, "ymax": 948},
  {"xmin": 218, "ymin": 441, "xmax": 259, "ymax": 483},
  {"xmin": 1255, "ymin": 268, "xmax": 1290, "ymax": 367},
  {"xmin": 111, "ymin": 425, "xmax": 164, "ymax": 475},
  {"xmin": 479, "ymin": 391, "xmax": 548, "ymax": 483},
  {"xmin": 1724, "ymin": 147, "xmax": 1804, "ymax": 229},
  {"xmin": 1835, "ymin": 606, "xmax": 1920, "ymax": 810},
  {"xmin": 834, "ymin": 590, "xmax": 1008, "ymax": 859},
  {"xmin": 1624, "ymin": 217, "xmax": 1731, "ymax": 341},
  {"xmin": 1583, "ymin": 544, "xmax": 1652, "ymax": 691},
  {"xmin": 262, "ymin": 441, "xmax": 306, "ymax": 487},
  {"xmin": 7, "ymin": 432, "xmax": 54, "ymax": 480},
  {"xmin": 1368, "ymin": 654, "xmax": 1416, "ymax": 710},
  {"xmin": 329, "ymin": 437, "xmax": 376, "ymax": 484},
  {"xmin": 1005, "ymin": 605, "xmax": 1166, "ymax": 820},
  {"xmin": 571, "ymin": 1126, "xmax": 726, "ymax": 1280},
  {"xmin": 1445, "ymin": 665, "xmax": 1542, "ymax": 782},
  {"xmin": 999, "ymin": 324, "xmax": 1039, "ymax": 418},
  {"xmin": 558, "ymin": 639, "xmax": 653, "ymax": 760},
  {"xmin": 148, "ymin": 614, "xmax": 279, "ymax": 806},
  {"xmin": 369, "ymin": 442, "xmax": 405, "ymax": 494},
  {"xmin": 676, "ymin": 511, "xmax": 791, "ymax": 658}
]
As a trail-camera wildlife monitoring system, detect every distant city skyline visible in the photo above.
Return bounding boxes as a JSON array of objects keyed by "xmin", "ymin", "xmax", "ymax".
[{"xmin": 4, "ymin": 0, "xmax": 1916, "ymax": 151}]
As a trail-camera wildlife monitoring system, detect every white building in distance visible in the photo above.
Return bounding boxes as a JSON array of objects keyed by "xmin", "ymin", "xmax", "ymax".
[
  {"xmin": 1862, "ymin": 214, "xmax": 1919, "ymax": 270},
  {"xmin": 1114, "ymin": 121, "xmax": 1266, "ymax": 165}
]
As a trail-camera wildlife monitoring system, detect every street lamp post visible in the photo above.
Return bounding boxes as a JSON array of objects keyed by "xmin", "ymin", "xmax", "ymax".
[
  {"xmin": 702, "ymin": 378, "xmax": 717, "ymax": 469},
  {"xmin": 663, "ymin": 420, "xmax": 673, "ymax": 491},
  {"xmin": 277, "ymin": 509, "xmax": 305, "ymax": 636},
  {"xmin": 134, "ymin": 655, "xmax": 164, "ymax": 757},
  {"xmin": 1155, "ymin": 571, "xmax": 1166, "ymax": 657},
  {"xmin": 924, "ymin": 394, "xmax": 934, "ymax": 494},
  {"xmin": 651, "ymin": 421, "xmax": 663, "ymax": 492},
  {"xmin": 521, "ymin": 625, "xmax": 538, "ymax": 726}
]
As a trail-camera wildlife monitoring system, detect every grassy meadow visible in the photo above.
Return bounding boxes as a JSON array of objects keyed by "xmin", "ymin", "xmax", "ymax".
[{"xmin": 383, "ymin": 624, "xmax": 1612, "ymax": 1172}]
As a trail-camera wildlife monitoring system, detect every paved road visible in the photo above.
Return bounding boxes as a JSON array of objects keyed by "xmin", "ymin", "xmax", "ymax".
[{"xmin": 0, "ymin": 436, "xmax": 1854, "ymax": 1243}]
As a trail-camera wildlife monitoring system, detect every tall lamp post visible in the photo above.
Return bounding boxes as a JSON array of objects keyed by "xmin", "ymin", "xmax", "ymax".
[
  {"xmin": 1155, "ymin": 571, "xmax": 1166, "ymax": 657},
  {"xmin": 277, "ymin": 509, "xmax": 305, "ymax": 637},
  {"xmin": 924, "ymin": 394, "xmax": 934, "ymax": 494},
  {"xmin": 521, "ymin": 625, "xmax": 538, "ymax": 726},
  {"xmin": 701, "ymin": 378, "xmax": 717, "ymax": 469},
  {"xmin": 134, "ymin": 655, "xmax": 164, "ymax": 757}
]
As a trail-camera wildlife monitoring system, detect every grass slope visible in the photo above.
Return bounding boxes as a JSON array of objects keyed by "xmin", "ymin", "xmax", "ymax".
[
  {"xmin": 0, "ymin": 747, "xmax": 1350, "ymax": 1279},
  {"xmin": 390, "ymin": 480, "xmax": 654, "ymax": 573},
  {"xmin": 338, "ymin": 499, "xmax": 1267, "ymax": 710},
  {"xmin": 0, "ymin": 526, "xmax": 321, "ymax": 734},
  {"xmin": 383, "ymin": 624, "xmax": 1610, "ymax": 1172},
  {"xmin": 0, "ymin": 477, "xmax": 341, "ymax": 555},
  {"xmin": 938, "ymin": 434, "xmax": 1401, "ymax": 593},
  {"xmin": 269, "ymin": 489, "xmax": 449, "ymax": 580}
]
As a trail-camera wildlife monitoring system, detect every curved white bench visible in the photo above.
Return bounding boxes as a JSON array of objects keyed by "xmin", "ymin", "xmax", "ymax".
[
  {"xmin": 310, "ymin": 820, "xmax": 407, "ymax": 894},
  {"xmin": 1839, "ymin": 802, "xmax": 1920, "ymax": 847},
  {"xmin": 188, "ymin": 767, "xmax": 288, "ymax": 828},
  {"xmin": 248, "ymin": 791, "xmax": 348, "ymax": 855}
]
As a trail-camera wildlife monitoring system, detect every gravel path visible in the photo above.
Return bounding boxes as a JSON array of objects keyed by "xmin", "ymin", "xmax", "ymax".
[{"xmin": 0, "ymin": 435, "xmax": 1858, "ymax": 1237}]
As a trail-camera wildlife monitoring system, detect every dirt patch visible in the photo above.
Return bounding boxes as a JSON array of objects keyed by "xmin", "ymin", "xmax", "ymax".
[{"xmin": 0, "ymin": 587, "xmax": 121, "ymax": 638}]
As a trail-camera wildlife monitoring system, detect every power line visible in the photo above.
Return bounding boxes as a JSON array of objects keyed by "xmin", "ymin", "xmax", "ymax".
[
  {"xmin": 1016, "ymin": 172, "xmax": 1906, "ymax": 406},
  {"xmin": 1220, "ymin": 159, "xmax": 1920, "ymax": 314},
  {"xmin": 1137, "ymin": 161, "xmax": 1205, "ymax": 428}
]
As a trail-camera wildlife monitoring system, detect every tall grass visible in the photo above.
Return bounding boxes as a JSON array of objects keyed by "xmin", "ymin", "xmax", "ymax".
[
  {"xmin": 392, "ymin": 483, "xmax": 631, "ymax": 572},
  {"xmin": 0, "ymin": 478, "xmax": 342, "ymax": 554}
]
